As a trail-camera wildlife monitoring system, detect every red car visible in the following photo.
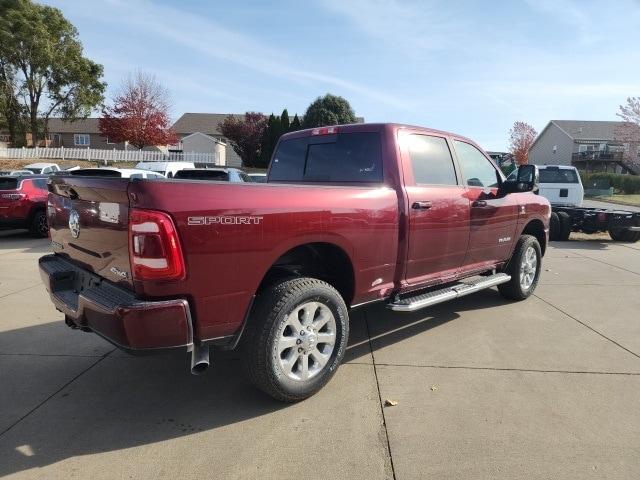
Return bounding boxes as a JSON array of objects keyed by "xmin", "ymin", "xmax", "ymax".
[
  {"xmin": 39, "ymin": 123, "xmax": 550, "ymax": 401},
  {"xmin": 0, "ymin": 175, "xmax": 49, "ymax": 237}
]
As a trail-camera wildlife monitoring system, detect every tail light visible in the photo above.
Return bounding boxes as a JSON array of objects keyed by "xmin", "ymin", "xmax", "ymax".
[{"xmin": 128, "ymin": 209, "xmax": 185, "ymax": 281}]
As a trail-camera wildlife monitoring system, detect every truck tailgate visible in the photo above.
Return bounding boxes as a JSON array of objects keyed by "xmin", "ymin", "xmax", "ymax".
[{"xmin": 48, "ymin": 176, "xmax": 134, "ymax": 288}]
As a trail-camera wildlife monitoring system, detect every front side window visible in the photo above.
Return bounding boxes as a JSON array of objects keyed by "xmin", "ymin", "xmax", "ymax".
[
  {"xmin": 270, "ymin": 132, "xmax": 382, "ymax": 183},
  {"xmin": 407, "ymin": 135, "xmax": 457, "ymax": 185},
  {"xmin": 453, "ymin": 140, "xmax": 499, "ymax": 188},
  {"xmin": 74, "ymin": 134, "xmax": 90, "ymax": 146}
]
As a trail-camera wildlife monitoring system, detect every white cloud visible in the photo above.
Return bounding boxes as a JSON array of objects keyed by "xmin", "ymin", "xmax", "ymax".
[{"xmin": 52, "ymin": 0, "xmax": 410, "ymax": 109}]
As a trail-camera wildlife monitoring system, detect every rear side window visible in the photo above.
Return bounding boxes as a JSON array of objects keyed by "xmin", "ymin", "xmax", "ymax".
[
  {"xmin": 270, "ymin": 132, "xmax": 383, "ymax": 183},
  {"xmin": 539, "ymin": 168, "xmax": 579, "ymax": 183},
  {"xmin": 0, "ymin": 178, "xmax": 18, "ymax": 190},
  {"xmin": 407, "ymin": 135, "xmax": 457, "ymax": 185}
]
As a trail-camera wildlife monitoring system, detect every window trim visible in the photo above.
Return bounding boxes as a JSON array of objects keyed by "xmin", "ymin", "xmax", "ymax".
[
  {"xmin": 406, "ymin": 133, "xmax": 459, "ymax": 187},
  {"xmin": 74, "ymin": 133, "xmax": 90, "ymax": 146},
  {"xmin": 451, "ymin": 139, "xmax": 503, "ymax": 189}
]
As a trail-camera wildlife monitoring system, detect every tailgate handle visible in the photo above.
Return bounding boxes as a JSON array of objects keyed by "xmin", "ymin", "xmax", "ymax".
[{"xmin": 560, "ymin": 188, "xmax": 568, "ymax": 197}]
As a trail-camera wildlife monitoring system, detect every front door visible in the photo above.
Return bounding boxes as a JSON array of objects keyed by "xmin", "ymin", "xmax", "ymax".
[
  {"xmin": 401, "ymin": 132, "xmax": 470, "ymax": 286},
  {"xmin": 452, "ymin": 140, "xmax": 519, "ymax": 269}
]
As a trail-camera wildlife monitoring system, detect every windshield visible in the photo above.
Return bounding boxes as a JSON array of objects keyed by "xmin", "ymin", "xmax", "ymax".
[{"xmin": 0, "ymin": 178, "xmax": 19, "ymax": 190}]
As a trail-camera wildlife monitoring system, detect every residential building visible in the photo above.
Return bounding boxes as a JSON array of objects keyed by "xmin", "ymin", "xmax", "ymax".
[
  {"xmin": 46, "ymin": 118, "xmax": 128, "ymax": 150},
  {"xmin": 172, "ymin": 113, "xmax": 244, "ymax": 167},
  {"xmin": 529, "ymin": 120, "xmax": 640, "ymax": 174}
]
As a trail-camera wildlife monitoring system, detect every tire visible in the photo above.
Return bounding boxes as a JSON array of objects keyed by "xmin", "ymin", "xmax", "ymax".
[
  {"xmin": 241, "ymin": 277, "xmax": 349, "ymax": 402},
  {"xmin": 609, "ymin": 229, "xmax": 640, "ymax": 243},
  {"xmin": 549, "ymin": 212, "xmax": 560, "ymax": 241},
  {"xmin": 498, "ymin": 235, "xmax": 542, "ymax": 301},
  {"xmin": 29, "ymin": 210, "xmax": 48, "ymax": 238},
  {"xmin": 557, "ymin": 211, "xmax": 571, "ymax": 241}
]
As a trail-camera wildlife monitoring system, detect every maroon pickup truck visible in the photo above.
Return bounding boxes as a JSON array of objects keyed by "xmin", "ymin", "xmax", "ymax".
[{"xmin": 40, "ymin": 123, "xmax": 550, "ymax": 401}]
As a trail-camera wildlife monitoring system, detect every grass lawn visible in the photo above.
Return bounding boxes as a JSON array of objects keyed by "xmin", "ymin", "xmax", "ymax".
[{"xmin": 594, "ymin": 194, "xmax": 640, "ymax": 206}]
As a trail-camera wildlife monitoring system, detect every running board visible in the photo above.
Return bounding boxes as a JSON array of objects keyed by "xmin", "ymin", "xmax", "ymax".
[{"xmin": 387, "ymin": 273, "xmax": 511, "ymax": 312}]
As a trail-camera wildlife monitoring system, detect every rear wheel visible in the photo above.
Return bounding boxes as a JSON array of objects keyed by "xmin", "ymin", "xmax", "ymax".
[
  {"xmin": 241, "ymin": 277, "xmax": 349, "ymax": 402},
  {"xmin": 498, "ymin": 235, "xmax": 542, "ymax": 300},
  {"xmin": 29, "ymin": 210, "xmax": 48, "ymax": 238},
  {"xmin": 557, "ymin": 211, "xmax": 572, "ymax": 241},
  {"xmin": 609, "ymin": 229, "xmax": 640, "ymax": 243}
]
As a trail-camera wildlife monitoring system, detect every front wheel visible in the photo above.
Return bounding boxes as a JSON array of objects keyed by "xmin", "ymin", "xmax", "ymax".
[
  {"xmin": 241, "ymin": 277, "xmax": 349, "ymax": 402},
  {"xmin": 498, "ymin": 235, "xmax": 542, "ymax": 300}
]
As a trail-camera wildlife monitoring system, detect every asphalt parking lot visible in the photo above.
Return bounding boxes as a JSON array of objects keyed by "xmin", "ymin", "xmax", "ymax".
[{"xmin": 1, "ymin": 230, "xmax": 639, "ymax": 480}]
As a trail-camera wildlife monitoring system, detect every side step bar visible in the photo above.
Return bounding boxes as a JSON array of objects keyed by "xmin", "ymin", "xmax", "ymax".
[{"xmin": 387, "ymin": 273, "xmax": 511, "ymax": 312}]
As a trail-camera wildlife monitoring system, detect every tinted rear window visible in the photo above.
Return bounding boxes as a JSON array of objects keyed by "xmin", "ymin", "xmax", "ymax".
[
  {"xmin": 174, "ymin": 170, "xmax": 229, "ymax": 181},
  {"xmin": 270, "ymin": 132, "xmax": 383, "ymax": 183},
  {"xmin": 33, "ymin": 179, "xmax": 48, "ymax": 190},
  {"xmin": 70, "ymin": 169, "xmax": 122, "ymax": 177},
  {"xmin": 539, "ymin": 168, "xmax": 579, "ymax": 184},
  {"xmin": 0, "ymin": 178, "xmax": 18, "ymax": 190}
]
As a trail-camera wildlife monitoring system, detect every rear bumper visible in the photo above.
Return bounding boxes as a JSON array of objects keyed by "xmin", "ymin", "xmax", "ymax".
[{"xmin": 39, "ymin": 254, "xmax": 193, "ymax": 352}]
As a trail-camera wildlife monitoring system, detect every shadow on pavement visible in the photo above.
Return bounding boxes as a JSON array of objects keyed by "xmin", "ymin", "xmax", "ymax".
[
  {"xmin": 0, "ymin": 230, "xmax": 51, "ymax": 255},
  {"xmin": 0, "ymin": 289, "xmax": 510, "ymax": 476}
]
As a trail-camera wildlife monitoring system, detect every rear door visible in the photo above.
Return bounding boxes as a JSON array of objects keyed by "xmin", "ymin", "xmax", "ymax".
[
  {"xmin": 400, "ymin": 131, "xmax": 470, "ymax": 286},
  {"xmin": 452, "ymin": 140, "xmax": 519, "ymax": 268},
  {"xmin": 48, "ymin": 176, "xmax": 134, "ymax": 288}
]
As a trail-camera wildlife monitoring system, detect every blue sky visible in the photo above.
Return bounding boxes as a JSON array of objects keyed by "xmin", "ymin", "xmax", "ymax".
[{"xmin": 43, "ymin": 0, "xmax": 640, "ymax": 150}]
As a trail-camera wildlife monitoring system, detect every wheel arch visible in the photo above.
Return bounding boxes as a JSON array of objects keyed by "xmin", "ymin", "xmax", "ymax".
[
  {"xmin": 256, "ymin": 242, "xmax": 356, "ymax": 306},
  {"xmin": 520, "ymin": 218, "xmax": 547, "ymax": 256}
]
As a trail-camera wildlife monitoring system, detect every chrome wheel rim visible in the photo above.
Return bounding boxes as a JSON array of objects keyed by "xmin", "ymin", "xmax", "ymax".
[
  {"xmin": 37, "ymin": 214, "xmax": 48, "ymax": 236},
  {"xmin": 276, "ymin": 301, "xmax": 337, "ymax": 381},
  {"xmin": 520, "ymin": 246, "xmax": 537, "ymax": 290}
]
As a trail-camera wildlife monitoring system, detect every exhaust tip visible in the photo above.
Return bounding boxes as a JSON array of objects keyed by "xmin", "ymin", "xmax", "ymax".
[{"xmin": 190, "ymin": 344, "xmax": 210, "ymax": 375}]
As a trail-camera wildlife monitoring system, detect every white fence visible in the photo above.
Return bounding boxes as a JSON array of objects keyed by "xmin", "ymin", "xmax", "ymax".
[{"xmin": 0, "ymin": 147, "xmax": 221, "ymax": 164}]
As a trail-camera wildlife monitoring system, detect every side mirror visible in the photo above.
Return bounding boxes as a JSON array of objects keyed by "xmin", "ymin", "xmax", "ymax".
[{"xmin": 501, "ymin": 164, "xmax": 539, "ymax": 194}]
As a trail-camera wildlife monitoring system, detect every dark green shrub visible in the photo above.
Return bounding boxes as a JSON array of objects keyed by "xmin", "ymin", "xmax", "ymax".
[{"xmin": 578, "ymin": 171, "xmax": 640, "ymax": 194}]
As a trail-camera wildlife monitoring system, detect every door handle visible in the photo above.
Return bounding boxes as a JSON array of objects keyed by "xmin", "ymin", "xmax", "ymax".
[
  {"xmin": 412, "ymin": 201, "xmax": 432, "ymax": 210},
  {"xmin": 472, "ymin": 200, "xmax": 488, "ymax": 207}
]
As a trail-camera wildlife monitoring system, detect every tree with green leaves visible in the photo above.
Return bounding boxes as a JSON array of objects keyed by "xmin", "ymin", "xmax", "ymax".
[
  {"xmin": 290, "ymin": 114, "xmax": 301, "ymax": 131},
  {"xmin": 280, "ymin": 108, "xmax": 290, "ymax": 132},
  {"xmin": 0, "ymin": 59, "xmax": 27, "ymax": 146},
  {"xmin": 259, "ymin": 113, "xmax": 282, "ymax": 166},
  {"xmin": 302, "ymin": 93, "xmax": 356, "ymax": 128},
  {"xmin": 0, "ymin": 0, "xmax": 105, "ymax": 146}
]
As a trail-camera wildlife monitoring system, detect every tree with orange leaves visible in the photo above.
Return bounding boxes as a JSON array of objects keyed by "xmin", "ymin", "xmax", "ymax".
[{"xmin": 508, "ymin": 121, "xmax": 537, "ymax": 165}]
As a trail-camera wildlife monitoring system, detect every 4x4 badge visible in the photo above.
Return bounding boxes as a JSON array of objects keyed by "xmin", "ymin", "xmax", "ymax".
[{"xmin": 68, "ymin": 210, "xmax": 80, "ymax": 238}]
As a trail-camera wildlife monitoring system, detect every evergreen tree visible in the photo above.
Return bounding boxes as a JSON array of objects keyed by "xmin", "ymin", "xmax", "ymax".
[
  {"xmin": 290, "ymin": 114, "xmax": 301, "ymax": 131},
  {"xmin": 281, "ymin": 108, "xmax": 290, "ymax": 132}
]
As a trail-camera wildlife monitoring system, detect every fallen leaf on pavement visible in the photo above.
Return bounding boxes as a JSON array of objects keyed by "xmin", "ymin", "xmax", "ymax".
[
  {"xmin": 430, "ymin": 384, "xmax": 439, "ymax": 391},
  {"xmin": 384, "ymin": 399, "xmax": 398, "ymax": 407}
]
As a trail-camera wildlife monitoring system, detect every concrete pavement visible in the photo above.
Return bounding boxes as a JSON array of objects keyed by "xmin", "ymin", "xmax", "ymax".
[{"xmin": 1, "ymin": 229, "xmax": 639, "ymax": 479}]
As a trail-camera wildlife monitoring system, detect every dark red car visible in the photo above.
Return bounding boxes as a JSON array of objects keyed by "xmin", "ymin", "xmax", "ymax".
[
  {"xmin": 39, "ymin": 123, "xmax": 550, "ymax": 401},
  {"xmin": 0, "ymin": 175, "xmax": 49, "ymax": 237}
]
